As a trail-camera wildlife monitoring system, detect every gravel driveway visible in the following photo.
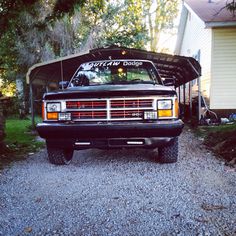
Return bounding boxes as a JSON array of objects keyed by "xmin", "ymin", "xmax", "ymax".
[{"xmin": 0, "ymin": 129, "xmax": 235, "ymax": 236}]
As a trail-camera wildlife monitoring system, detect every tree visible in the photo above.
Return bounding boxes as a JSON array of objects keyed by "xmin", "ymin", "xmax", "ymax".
[
  {"xmin": 212, "ymin": 0, "xmax": 236, "ymax": 17},
  {"xmin": 0, "ymin": 0, "xmax": 148, "ymax": 136},
  {"xmin": 227, "ymin": 0, "xmax": 236, "ymax": 14},
  {"xmin": 77, "ymin": 0, "xmax": 148, "ymax": 50},
  {"xmin": 103, "ymin": 0, "xmax": 148, "ymax": 48},
  {"xmin": 0, "ymin": 0, "xmax": 85, "ymax": 115},
  {"xmin": 0, "ymin": 0, "xmax": 149, "ymax": 116},
  {"xmin": 143, "ymin": 0, "xmax": 179, "ymax": 52},
  {"xmin": 0, "ymin": 0, "xmax": 38, "ymax": 38},
  {"xmin": 222, "ymin": 0, "xmax": 236, "ymax": 17}
]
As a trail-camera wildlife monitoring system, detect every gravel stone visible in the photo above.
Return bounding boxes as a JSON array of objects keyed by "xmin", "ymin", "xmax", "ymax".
[{"xmin": 0, "ymin": 129, "xmax": 236, "ymax": 236}]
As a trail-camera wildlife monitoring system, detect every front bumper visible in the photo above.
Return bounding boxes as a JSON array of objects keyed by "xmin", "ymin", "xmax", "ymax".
[{"xmin": 37, "ymin": 120, "xmax": 184, "ymax": 149}]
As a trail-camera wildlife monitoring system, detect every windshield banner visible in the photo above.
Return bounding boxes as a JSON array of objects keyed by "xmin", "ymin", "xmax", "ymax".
[{"xmin": 81, "ymin": 61, "xmax": 143, "ymax": 70}]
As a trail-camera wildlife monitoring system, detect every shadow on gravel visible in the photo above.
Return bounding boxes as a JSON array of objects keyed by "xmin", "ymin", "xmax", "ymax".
[{"xmin": 72, "ymin": 148, "xmax": 158, "ymax": 166}]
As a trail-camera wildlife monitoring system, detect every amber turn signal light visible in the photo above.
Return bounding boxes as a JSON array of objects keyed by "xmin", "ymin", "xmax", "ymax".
[
  {"xmin": 42, "ymin": 103, "xmax": 45, "ymax": 120},
  {"xmin": 158, "ymin": 110, "xmax": 172, "ymax": 117},
  {"xmin": 47, "ymin": 112, "xmax": 58, "ymax": 120},
  {"xmin": 175, "ymin": 98, "xmax": 179, "ymax": 118}
]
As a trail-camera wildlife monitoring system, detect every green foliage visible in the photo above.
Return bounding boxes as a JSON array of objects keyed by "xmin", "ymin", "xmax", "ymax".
[
  {"xmin": 6, "ymin": 116, "xmax": 40, "ymax": 138},
  {"xmin": 0, "ymin": 117, "xmax": 44, "ymax": 169},
  {"xmin": 0, "ymin": 0, "xmax": 38, "ymax": 37},
  {"xmin": 78, "ymin": 0, "xmax": 148, "ymax": 49},
  {"xmin": 0, "ymin": 0, "xmax": 178, "ymax": 114},
  {"xmin": 0, "ymin": 0, "xmax": 150, "ymax": 81},
  {"xmin": 5, "ymin": 116, "xmax": 42, "ymax": 143},
  {"xmin": 0, "ymin": 80, "xmax": 16, "ymax": 97},
  {"xmin": 51, "ymin": 0, "xmax": 86, "ymax": 18},
  {"xmin": 5, "ymin": 118, "xmax": 34, "ymax": 145},
  {"xmin": 0, "ymin": 29, "xmax": 18, "ymax": 82}
]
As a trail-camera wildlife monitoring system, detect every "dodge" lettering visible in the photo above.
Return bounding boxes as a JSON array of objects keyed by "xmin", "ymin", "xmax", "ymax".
[{"xmin": 123, "ymin": 61, "xmax": 143, "ymax": 67}]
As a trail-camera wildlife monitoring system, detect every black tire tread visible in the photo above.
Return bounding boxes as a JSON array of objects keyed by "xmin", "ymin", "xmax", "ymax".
[
  {"xmin": 47, "ymin": 147, "xmax": 73, "ymax": 165},
  {"xmin": 159, "ymin": 137, "xmax": 178, "ymax": 163}
]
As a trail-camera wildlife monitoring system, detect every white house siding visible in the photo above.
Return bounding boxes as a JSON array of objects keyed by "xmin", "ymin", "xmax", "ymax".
[
  {"xmin": 211, "ymin": 28, "xmax": 236, "ymax": 109},
  {"xmin": 179, "ymin": 5, "xmax": 212, "ymax": 104}
]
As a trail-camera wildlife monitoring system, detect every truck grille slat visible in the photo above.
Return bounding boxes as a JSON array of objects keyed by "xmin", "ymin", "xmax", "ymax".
[
  {"xmin": 72, "ymin": 111, "xmax": 107, "ymax": 119},
  {"xmin": 111, "ymin": 110, "xmax": 143, "ymax": 119},
  {"xmin": 66, "ymin": 101, "xmax": 106, "ymax": 109},
  {"xmin": 66, "ymin": 98, "xmax": 154, "ymax": 121},
  {"xmin": 111, "ymin": 99, "xmax": 153, "ymax": 108}
]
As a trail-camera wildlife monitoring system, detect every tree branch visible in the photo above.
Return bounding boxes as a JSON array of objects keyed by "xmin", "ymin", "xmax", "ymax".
[{"xmin": 214, "ymin": 0, "xmax": 236, "ymax": 17}]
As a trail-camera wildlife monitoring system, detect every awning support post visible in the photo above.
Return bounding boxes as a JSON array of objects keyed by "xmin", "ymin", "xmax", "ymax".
[
  {"xmin": 60, "ymin": 61, "xmax": 64, "ymax": 89},
  {"xmin": 197, "ymin": 76, "xmax": 201, "ymax": 121},
  {"xmin": 189, "ymin": 82, "xmax": 192, "ymax": 118},
  {"xmin": 187, "ymin": 59, "xmax": 202, "ymax": 121},
  {"xmin": 29, "ymin": 81, "xmax": 35, "ymax": 129},
  {"xmin": 183, "ymin": 84, "xmax": 186, "ymax": 118},
  {"xmin": 178, "ymin": 86, "xmax": 181, "ymax": 103}
]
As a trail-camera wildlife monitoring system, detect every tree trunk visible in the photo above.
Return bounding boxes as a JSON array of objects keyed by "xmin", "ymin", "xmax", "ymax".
[{"xmin": 16, "ymin": 75, "xmax": 28, "ymax": 118}]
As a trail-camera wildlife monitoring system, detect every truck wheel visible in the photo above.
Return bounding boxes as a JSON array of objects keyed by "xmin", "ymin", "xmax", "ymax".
[
  {"xmin": 159, "ymin": 137, "xmax": 178, "ymax": 163},
  {"xmin": 47, "ymin": 146, "xmax": 74, "ymax": 165}
]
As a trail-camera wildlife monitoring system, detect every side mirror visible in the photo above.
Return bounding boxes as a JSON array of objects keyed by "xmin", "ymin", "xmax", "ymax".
[
  {"xmin": 59, "ymin": 81, "xmax": 69, "ymax": 89},
  {"xmin": 162, "ymin": 78, "xmax": 175, "ymax": 86}
]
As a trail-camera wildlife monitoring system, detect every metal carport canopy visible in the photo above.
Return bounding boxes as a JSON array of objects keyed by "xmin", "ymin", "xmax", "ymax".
[{"xmin": 27, "ymin": 46, "xmax": 201, "ymax": 87}]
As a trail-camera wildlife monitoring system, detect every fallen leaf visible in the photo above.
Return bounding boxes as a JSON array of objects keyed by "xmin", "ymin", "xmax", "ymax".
[
  {"xmin": 24, "ymin": 227, "xmax": 32, "ymax": 233},
  {"xmin": 201, "ymin": 203, "xmax": 227, "ymax": 211},
  {"xmin": 194, "ymin": 217, "xmax": 209, "ymax": 223},
  {"xmin": 35, "ymin": 197, "xmax": 42, "ymax": 203},
  {"xmin": 171, "ymin": 213, "xmax": 180, "ymax": 219}
]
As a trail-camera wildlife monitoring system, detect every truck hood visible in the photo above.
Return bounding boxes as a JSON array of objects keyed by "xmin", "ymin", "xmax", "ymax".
[{"xmin": 43, "ymin": 84, "xmax": 176, "ymax": 100}]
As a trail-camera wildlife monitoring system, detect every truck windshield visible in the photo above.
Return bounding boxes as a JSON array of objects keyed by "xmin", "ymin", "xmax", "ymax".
[{"xmin": 69, "ymin": 60, "xmax": 161, "ymax": 87}]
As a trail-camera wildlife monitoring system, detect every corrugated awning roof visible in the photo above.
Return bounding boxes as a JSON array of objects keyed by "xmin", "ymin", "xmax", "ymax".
[{"xmin": 27, "ymin": 46, "xmax": 201, "ymax": 88}]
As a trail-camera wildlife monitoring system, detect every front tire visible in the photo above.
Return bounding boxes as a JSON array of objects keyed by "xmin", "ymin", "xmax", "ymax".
[
  {"xmin": 159, "ymin": 137, "xmax": 178, "ymax": 163},
  {"xmin": 47, "ymin": 146, "xmax": 74, "ymax": 165}
]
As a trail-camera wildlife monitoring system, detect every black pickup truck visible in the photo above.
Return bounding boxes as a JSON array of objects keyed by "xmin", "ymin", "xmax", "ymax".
[{"xmin": 37, "ymin": 59, "xmax": 184, "ymax": 165}]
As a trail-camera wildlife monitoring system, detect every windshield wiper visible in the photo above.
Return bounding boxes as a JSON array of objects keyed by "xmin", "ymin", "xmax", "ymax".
[
  {"xmin": 129, "ymin": 80, "xmax": 154, "ymax": 84},
  {"xmin": 103, "ymin": 80, "xmax": 155, "ymax": 85},
  {"xmin": 104, "ymin": 81, "xmax": 129, "ymax": 85}
]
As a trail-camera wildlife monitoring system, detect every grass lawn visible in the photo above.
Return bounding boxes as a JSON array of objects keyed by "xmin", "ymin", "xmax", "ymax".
[
  {"xmin": 195, "ymin": 123, "xmax": 236, "ymax": 164},
  {"xmin": 0, "ymin": 116, "xmax": 45, "ymax": 169}
]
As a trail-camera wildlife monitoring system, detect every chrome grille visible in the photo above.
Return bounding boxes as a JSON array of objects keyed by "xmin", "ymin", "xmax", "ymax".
[
  {"xmin": 72, "ymin": 111, "xmax": 107, "ymax": 119},
  {"xmin": 66, "ymin": 100, "xmax": 106, "ymax": 109},
  {"xmin": 65, "ymin": 98, "xmax": 154, "ymax": 121},
  {"xmin": 110, "ymin": 99, "xmax": 153, "ymax": 108},
  {"xmin": 111, "ymin": 110, "xmax": 143, "ymax": 119}
]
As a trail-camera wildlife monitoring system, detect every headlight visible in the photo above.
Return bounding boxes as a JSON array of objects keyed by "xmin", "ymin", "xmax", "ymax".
[
  {"xmin": 157, "ymin": 100, "xmax": 172, "ymax": 110},
  {"xmin": 157, "ymin": 99, "xmax": 173, "ymax": 118},
  {"xmin": 46, "ymin": 102, "xmax": 61, "ymax": 112}
]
